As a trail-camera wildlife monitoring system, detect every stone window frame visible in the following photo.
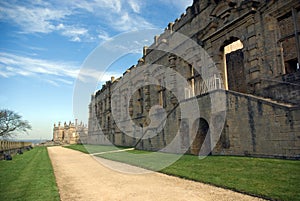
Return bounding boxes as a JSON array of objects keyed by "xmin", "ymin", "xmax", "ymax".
[
  {"xmin": 277, "ymin": 7, "xmax": 300, "ymax": 74},
  {"xmin": 222, "ymin": 39, "xmax": 244, "ymax": 91}
]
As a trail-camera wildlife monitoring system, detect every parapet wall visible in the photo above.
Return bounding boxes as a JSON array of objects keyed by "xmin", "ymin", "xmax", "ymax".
[
  {"xmin": 213, "ymin": 91, "xmax": 300, "ymax": 159},
  {"xmin": 0, "ymin": 140, "xmax": 33, "ymax": 160}
]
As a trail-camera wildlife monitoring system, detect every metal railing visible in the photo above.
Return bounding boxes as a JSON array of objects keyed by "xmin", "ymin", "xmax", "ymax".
[{"xmin": 198, "ymin": 74, "xmax": 223, "ymax": 95}]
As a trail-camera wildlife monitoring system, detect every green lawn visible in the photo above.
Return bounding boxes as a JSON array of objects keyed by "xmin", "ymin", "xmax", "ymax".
[
  {"xmin": 65, "ymin": 144, "xmax": 130, "ymax": 154},
  {"xmin": 162, "ymin": 155, "xmax": 300, "ymax": 201},
  {"xmin": 66, "ymin": 145, "xmax": 300, "ymax": 201},
  {"xmin": 0, "ymin": 147, "xmax": 60, "ymax": 201}
]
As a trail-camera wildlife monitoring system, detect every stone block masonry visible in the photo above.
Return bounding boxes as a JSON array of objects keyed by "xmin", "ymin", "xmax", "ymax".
[{"xmin": 87, "ymin": 0, "xmax": 300, "ymax": 159}]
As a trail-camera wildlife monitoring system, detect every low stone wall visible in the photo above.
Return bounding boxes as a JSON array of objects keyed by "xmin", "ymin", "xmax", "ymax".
[
  {"xmin": 213, "ymin": 90, "xmax": 300, "ymax": 159},
  {"xmin": 0, "ymin": 140, "xmax": 33, "ymax": 160}
]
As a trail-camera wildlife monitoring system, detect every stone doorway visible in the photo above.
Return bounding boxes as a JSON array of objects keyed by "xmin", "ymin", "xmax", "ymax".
[
  {"xmin": 191, "ymin": 118, "xmax": 210, "ymax": 155},
  {"xmin": 223, "ymin": 39, "xmax": 246, "ymax": 93}
]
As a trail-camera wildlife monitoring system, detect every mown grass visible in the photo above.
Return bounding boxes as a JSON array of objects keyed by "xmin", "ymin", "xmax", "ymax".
[
  {"xmin": 0, "ymin": 147, "xmax": 60, "ymax": 201},
  {"xmin": 162, "ymin": 155, "xmax": 300, "ymax": 201},
  {"xmin": 65, "ymin": 144, "xmax": 129, "ymax": 154},
  {"xmin": 67, "ymin": 145, "xmax": 300, "ymax": 201}
]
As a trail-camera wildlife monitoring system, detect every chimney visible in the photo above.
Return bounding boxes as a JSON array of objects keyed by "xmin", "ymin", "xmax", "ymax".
[
  {"xmin": 143, "ymin": 46, "xmax": 148, "ymax": 57},
  {"xmin": 154, "ymin": 35, "xmax": 159, "ymax": 46},
  {"xmin": 111, "ymin": 76, "xmax": 115, "ymax": 82},
  {"xmin": 168, "ymin": 22, "xmax": 174, "ymax": 32}
]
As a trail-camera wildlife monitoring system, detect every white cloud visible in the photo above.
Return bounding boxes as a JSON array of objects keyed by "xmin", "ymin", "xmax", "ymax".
[
  {"xmin": 128, "ymin": 0, "xmax": 141, "ymax": 13},
  {"xmin": 158, "ymin": 0, "xmax": 193, "ymax": 12},
  {"xmin": 61, "ymin": 26, "xmax": 88, "ymax": 42},
  {"xmin": 56, "ymin": 23, "xmax": 65, "ymax": 30},
  {"xmin": 44, "ymin": 77, "xmax": 73, "ymax": 87},
  {"xmin": 0, "ymin": 2, "xmax": 70, "ymax": 34},
  {"xmin": 44, "ymin": 79, "xmax": 60, "ymax": 87},
  {"xmin": 114, "ymin": 12, "xmax": 154, "ymax": 32},
  {"xmin": 0, "ymin": 52, "xmax": 78, "ymax": 84},
  {"xmin": 97, "ymin": 30, "xmax": 111, "ymax": 41},
  {"xmin": 0, "ymin": 52, "xmax": 121, "ymax": 86},
  {"xmin": 76, "ymin": 68, "xmax": 122, "ymax": 85},
  {"xmin": 68, "ymin": 0, "xmax": 153, "ymax": 32},
  {"xmin": 67, "ymin": 0, "xmax": 122, "ymax": 13},
  {"xmin": 0, "ymin": 0, "xmax": 156, "ymax": 40}
]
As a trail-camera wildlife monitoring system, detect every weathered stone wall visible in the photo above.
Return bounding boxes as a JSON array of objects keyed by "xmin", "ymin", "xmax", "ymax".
[
  {"xmin": 259, "ymin": 71, "xmax": 300, "ymax": 105},
  {"xmin": 214, "ymin": 91, "xmax": 300, "ymax": 158},
  {"xmin": 87, "ymin": 0, "xmax": 300, "ymax": 159}
]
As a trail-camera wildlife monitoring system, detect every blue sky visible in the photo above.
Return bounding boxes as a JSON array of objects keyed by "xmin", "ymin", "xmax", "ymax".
[{"xmin": 0, "ymin": 0, "xmax": 193, "ymax": 140}]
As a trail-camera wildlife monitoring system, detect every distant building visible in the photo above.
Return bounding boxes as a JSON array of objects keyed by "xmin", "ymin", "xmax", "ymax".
[
  {"xmin": 53, "ymin": 120, "xmax": 88, "ymax": 144},
  {"xmin": 88, "ymin": 0, "xmax": 300, "ymax": 158}
]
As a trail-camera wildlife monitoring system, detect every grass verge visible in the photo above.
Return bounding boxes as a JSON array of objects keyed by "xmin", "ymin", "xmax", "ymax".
[
  {"xmin": 0, "ymin": 146, "xmax": 60, "ymax": 201},
  {"xmin": 66, "ymin": 144, "xmax": 300, "ymax": 201},
  {"xmin": 65, "ymin": 144, "xmax": 129, "ymax": 154}
]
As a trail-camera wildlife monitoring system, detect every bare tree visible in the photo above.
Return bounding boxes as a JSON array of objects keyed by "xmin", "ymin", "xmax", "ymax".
[{"xmin": 0, "ymin": 109, "xmax": 32, "ymax": 139}]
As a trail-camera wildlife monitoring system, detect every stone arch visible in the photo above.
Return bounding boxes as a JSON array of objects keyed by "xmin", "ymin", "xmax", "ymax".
[
  {"xmin": 191, "ymin": 118, "xmax": 210, "ymax": 155},
  {"xmin": 221, "ymin": 37, "xmax": 246, "ymax": 93}
]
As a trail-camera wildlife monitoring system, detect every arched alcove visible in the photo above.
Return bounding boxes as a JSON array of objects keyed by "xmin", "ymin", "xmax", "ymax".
[{"xmin": 191, "ymin": 118, "xmax": 210, "ymax": 155}]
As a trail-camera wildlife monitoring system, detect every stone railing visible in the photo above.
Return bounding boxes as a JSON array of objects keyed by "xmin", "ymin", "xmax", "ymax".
[{"xmin": 0, "ymin": 140, "xmax": 33, "ymax": 160}]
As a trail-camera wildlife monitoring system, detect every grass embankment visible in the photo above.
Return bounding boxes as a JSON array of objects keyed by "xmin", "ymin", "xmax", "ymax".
[
  {"xmin": 66, "ymin": 144, "xmax": 300, "ymax": 201},
  {"xmin": 0, "ymin": 146, "xmax": 60, "ymax": 201}
]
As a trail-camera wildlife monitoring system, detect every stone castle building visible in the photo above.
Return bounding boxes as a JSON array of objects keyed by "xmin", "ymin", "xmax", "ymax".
[
  {"xmin": 88, "ymin": 0, "xmax": 300, "ymax": 158},
  {"xmin": 53, "ymin": 120, "xmax": 88, "ymax": 144}
]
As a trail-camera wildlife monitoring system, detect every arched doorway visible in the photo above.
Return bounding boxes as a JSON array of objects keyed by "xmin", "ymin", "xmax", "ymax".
[
  {"xmin": 191, "ymin": 118, "xmax": 210, "ymax": 155},
  {"xmin": 222, "ymin": 38, "xmax": 246, "ymax": 93}
]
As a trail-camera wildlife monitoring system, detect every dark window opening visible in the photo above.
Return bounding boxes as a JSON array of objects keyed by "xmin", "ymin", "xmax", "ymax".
[{"xmin": 285, "ymin": 58, "xmax": 299, "ymax": 74}]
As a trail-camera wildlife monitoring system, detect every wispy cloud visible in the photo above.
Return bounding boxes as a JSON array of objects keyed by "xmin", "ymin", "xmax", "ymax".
[
  {"xmin": 65, "ymin": 0, "xmax": 122, "ymax": 14},
  {"xmin": 60, "ymin": 25, "xmax": 89, "ymax": 42},
  {"xmin": 128, "ymin": 0, "xmax": 141, "ymax": 13},
  {"xmin": 114, "ymin": 13, "xmax": 153, "ymax": 32},
  {"xmin": 0, "ymin": 52, "xmax": 121, "ymax": 86},
  {"xmin": 0, "ymin": 1, "xmax": 70, "ymax": 34},
  {"xmin": 76, "ymin": 68, "xmax": 121, "ymax": 84},
  {"xmin": 158, "ymin": 0, "xmax": 193, "ymax": 11},
  {"xmin": 0, "ymin": 0, "xmax": 155, "ymax": 42},
  {"xmin": 97, "ymin": 30, "xmax": 111, "ymax": 41},
  {"xmin": 0, "ymin": 52, "xmax": 78, "ymax": 85},
  {"xmin": 66, "ymin": 0, "xmax": 153, "ymax": 32}
]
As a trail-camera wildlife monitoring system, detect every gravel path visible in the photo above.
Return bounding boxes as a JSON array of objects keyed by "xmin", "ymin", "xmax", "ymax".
[{"xmin": 48, "ymin": 146, "xmax": 265, "ymax": 201}]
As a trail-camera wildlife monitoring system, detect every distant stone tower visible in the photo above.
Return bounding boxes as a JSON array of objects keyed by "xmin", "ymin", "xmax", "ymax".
[{"xmin": 53, "ymin": 120, "xmax": 88, "ymax": 144}]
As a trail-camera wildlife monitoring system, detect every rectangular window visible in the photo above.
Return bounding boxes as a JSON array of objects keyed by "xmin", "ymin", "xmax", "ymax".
[
  {"xmin": 159, "ymin": 91, "xmax": 163, "ymax": 106},
  {"xmin": 278, "ymin": 9, "xmax": 300, "ymax": 74}
]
